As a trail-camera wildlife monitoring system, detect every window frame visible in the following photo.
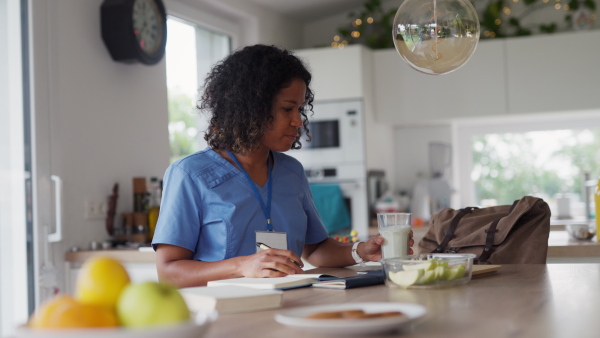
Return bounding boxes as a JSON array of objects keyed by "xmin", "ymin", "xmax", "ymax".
[{"xmin": 453, "ymin": 109, "xmax": 600, "ymax": 207}]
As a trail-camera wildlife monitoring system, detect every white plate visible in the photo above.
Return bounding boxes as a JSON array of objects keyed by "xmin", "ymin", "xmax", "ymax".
[
  {"xmin": 13, "ymin": 311, "xmax": 217, "ymax": 338},
  {"xmin": 274, "ymin": 302, "xmax": 426, "ymax": 335}
]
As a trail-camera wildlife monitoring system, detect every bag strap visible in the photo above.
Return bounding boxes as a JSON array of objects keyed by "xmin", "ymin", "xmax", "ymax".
[
  {"xmin": 478, "ymin": 199, "xmax": 520, "ymax": 263},
  {"xmin": 433, "ymin": 207, "xmax": 477, "ymax": 253}
]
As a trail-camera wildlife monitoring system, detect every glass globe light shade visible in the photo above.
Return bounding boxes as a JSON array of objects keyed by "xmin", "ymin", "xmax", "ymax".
[{"xmin": 392, "ymin": 0, "xmax": 480, "ymax": 75}]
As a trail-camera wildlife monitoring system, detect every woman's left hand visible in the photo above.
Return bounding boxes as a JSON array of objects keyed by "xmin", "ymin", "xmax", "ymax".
[{"xmin": 359, "ymin": 230, "xmax": 415, "ymax": 262}]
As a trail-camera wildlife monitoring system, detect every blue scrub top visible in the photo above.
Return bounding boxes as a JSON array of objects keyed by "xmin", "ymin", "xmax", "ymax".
[{"xmin": 152, "ymin": 147, "xmax": 329, "ymax": 261}]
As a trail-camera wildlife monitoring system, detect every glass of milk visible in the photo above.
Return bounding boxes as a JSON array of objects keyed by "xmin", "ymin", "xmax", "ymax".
[{"xmin": 377, "ymin": 213, "xmax": 411, "ymax": 259}]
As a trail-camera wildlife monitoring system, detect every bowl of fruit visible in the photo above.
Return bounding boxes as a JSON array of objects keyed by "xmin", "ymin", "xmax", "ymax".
[
  {"xmin": 15, "ymin": 256, "xmax": 216, "ymax": 338},
  {"xmin": 380, "ymin": 253, "xmax": 476, "ymax": 289}
]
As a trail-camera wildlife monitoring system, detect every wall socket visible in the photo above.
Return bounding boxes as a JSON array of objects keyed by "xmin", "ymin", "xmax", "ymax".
[{"xmin": 84, "ymin": 198, "xmax": 108, "ymax": 219}]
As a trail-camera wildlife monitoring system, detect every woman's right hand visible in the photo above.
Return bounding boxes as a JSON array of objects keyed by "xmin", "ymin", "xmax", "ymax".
[{"xmin": 240, "ymin": 248, "xmax": 304, "ymax": 277}]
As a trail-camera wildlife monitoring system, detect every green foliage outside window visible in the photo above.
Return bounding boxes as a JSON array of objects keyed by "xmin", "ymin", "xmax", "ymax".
[
  {"xmin": 472, "ymin": 130, "xmax": 600, "ymax": 206},
  {"xmin": 167, "ymin": 89, "xmax": 199, "ymax": 163}
]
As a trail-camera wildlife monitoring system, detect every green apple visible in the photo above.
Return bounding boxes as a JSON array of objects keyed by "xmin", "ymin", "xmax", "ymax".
[
  {"xmin": 388, "ymin": 269, "xmax": 424, "ymax": 287},
  {"xmin": 117, "ymin": 281, "xmax": 190, "ymax": 327},
  {"xmin": 416, "ymin": 270, "xmax": 437, "ymax": 284},
  {"xmin": 447, "ymin": 265, "xmax": 466, "ymax": 280},
  {"xmin": 403, "ymin": 261, "xmax": 436, "ymax": 271}
]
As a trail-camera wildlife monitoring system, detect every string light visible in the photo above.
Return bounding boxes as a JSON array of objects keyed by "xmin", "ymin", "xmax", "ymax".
[
  {"xmin": 355, "ymin": 19, "xmax": 362, "ymax": 25},
  {"xmin": 367, "ymin": 17, "xmax": 374, "ymax": 24},
  {"xmin": 555, "ymin": 4, "xmax": 561, "ymax": 9},
  {"xmin": 495, "ymin": 18, "xmax": 501, "ymax": 25},
  {"xmin": 351, "ymin": 31, "xmax": 360, "ymax": 38},
  {"xmin": 333, "ymin": 35, "xmax": 340, "ymax": 42},
  {"xmin": 503, "ymin": 7, "xmax": 511, "ymax": 15}
]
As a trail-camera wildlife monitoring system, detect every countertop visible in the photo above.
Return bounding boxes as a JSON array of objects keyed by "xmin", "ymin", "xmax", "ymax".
[{"xmin": 64, "ymin": 228, "xmax": 600, "ymax": 263}]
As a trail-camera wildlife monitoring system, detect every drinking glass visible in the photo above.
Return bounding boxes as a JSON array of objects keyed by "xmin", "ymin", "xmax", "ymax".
[{"xmin": 377, "ymin": 213, "xmax": 412, "ymax": 259}]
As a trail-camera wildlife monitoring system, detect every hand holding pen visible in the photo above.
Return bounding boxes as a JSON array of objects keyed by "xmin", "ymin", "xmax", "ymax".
[{"xmin": 242, "ymin": 242, "xmax": 303, "ymax": 277}]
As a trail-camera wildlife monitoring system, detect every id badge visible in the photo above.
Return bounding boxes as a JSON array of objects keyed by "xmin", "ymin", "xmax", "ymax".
[{"xmin": 255, "ymin": 231, "xmax": 287, "ymax": 253}]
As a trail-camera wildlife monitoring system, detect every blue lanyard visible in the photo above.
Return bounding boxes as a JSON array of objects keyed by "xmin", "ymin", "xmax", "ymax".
[{"xmin": 226, "ymin": 150, "xmax": 273, "ymax": 231}]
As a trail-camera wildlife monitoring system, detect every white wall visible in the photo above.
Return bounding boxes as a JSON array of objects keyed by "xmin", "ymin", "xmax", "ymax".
[
  {"xmin": 30, "ymin": 0, "xmax": 172, "ymax": 291},
  {"xmin": 27, "ymin": 0, "xmax": 310, "ymax": 296},
  {"xmin": 176, "ymin": 0, "xmax": 304, "ymax": 50},
  {"xmin": 394, "ymin": 125, "xmax": 452, "ymax": 194}
]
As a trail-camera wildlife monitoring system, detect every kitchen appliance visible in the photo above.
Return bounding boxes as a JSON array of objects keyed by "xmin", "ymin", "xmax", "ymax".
[
  {"xmin": 288, "ymin": 99, "xmax": 369, "ymax": 238},
  {"xmin": 411, "ymin": 142, "xmax": 454, "ymax": 222},
  {"xmin": 292, "ymin": 100, "xmax": 365, "ymax": 168}
]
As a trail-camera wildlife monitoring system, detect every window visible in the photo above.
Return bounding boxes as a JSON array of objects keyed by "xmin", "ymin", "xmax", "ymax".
[
  {"xmin": 455, "ymin": 111, "xmax": 600, "ymax": 219},
  {"xmin": 165, "ymin": 16, "xmax": 231, "ymax": 163}
]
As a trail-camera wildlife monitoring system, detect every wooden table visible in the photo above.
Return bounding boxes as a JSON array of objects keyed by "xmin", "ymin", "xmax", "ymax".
[{"xmin": 203, "ymin": 264, "xmax": 600, "ymax": 338}]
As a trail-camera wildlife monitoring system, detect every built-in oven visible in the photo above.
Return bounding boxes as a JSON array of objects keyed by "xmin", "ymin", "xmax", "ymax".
[{"xmin": 288, "ymin": 99, "xmax": 369, "ymax": 238}]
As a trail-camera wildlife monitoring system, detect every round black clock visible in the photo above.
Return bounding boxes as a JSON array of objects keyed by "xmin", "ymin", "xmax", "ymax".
[{"xmin": 101, "ymin": 0, "xmax": 167, "ymax": 65}]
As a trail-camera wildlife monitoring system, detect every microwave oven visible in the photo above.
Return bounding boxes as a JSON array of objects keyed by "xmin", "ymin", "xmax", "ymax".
[{"xmin": 290, "ymin": 99, "xmax": 365, "ymax": 168}]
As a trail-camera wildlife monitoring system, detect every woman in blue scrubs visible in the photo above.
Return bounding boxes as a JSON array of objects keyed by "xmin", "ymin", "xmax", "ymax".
[{"xmin": 152, "ymin": 45, "xmax": 413, "ymax": 287}]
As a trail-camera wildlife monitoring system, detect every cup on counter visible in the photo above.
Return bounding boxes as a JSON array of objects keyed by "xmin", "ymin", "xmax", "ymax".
[{"xmin": 377, "ymin": 213, "xmax": 412, "ymax": 259}]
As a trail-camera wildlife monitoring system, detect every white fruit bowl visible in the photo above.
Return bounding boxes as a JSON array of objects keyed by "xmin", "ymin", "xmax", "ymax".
[
  {"xmin": 13, "ymin": 310, "xmax": 217, "ymax": 338},
  {"xmin": 380, "ymin": 254, "xmax": 476, "ymax": 289}
]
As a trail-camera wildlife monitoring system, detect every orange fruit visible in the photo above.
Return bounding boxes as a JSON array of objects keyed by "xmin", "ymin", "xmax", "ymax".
[
  {"xmin": 29, "ymin": 294, "xmax": 119, "ymax": 329},
  {"xmin": 75, "ymin": 256, "xmax": 130, "ymax": 309}
]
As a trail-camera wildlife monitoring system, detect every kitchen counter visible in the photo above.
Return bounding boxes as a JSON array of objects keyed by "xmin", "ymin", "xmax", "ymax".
[
  {"xmin": 372, "ymin": 226, "xmax": 600, "ymax": 262},
  {"xmin": 64, "ymin": 228, "xmax": 600, "ymax": 264},
  {"xmin": 64, "ymin": 247, "xmax": 156, "ymax": 264}
]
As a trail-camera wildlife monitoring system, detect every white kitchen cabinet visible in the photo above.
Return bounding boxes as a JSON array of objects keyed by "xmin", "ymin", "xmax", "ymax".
[
  {"xmin": 373, "ymin": 39, "xmax": 507, "ymax": 125},
  {"xmin": 295, "ymin": 45, "xmax": 370, "ymax": 101},
  {"xmin": 506, "ymin": 30, "xmax": 600, "ymax": 114}
]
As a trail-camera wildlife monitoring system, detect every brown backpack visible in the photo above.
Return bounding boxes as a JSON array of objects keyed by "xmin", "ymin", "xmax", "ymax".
[{"xmin": 417, "ymin": 196, "xmax": 551, "ymax": 264}]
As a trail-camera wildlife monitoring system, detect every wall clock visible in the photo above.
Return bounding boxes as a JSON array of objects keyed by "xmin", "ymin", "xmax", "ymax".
[{"xmin": 101, "ymin": 0, "xmax": 167, "ymax": 65}]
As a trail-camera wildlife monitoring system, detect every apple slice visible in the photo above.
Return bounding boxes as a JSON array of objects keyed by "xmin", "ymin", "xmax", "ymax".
[
  {"xmin": 434, "ymin": 266, "xmax": 451, "ymax": 281},
  {"xmin": 447, "ymin": 265, "xmax": 466, "ymax": 280},
  {"xmin": 403, "ymin": 261, "xmax": 435, "ymax": 271},
  {"xmin": 388, "ymin": 269, "xmax": 424, "ymax": 287},
  {"xmin": 416, "ymin": 270, "xmax": 437, "ymax": 284}
]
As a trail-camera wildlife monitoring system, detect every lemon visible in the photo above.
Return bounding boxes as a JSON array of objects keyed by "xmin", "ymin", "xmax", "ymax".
[
  {"xmin": 29, "ymin": 294, "xmax": 119, "ymax": 329},
  {"xmin": 75, "ymin": 256, "xmax": 130, "ymax": 309}
]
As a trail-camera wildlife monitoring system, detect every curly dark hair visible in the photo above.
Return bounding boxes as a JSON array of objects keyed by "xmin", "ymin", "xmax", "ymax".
[{"xmin": 198, "ymin": 44, "xmax": 314, "ymax": 153}]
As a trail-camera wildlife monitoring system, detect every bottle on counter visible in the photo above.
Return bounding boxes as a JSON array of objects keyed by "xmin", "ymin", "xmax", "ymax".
[
  {"xmin": 147, "ymin": 177, "xmax": 162, "ymax": 241},
  {"xmin": 131, "ymin": 212, "xmax": 149, "ymax": 245},
  {"xmin": 133, "ymin": 177, "xmax": 147, "ymax": 212}
]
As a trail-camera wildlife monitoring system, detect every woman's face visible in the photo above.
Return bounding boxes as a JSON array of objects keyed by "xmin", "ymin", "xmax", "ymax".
[{"xmin": 261, "ymin": 78, "xmax": 306, "ymax": 152}]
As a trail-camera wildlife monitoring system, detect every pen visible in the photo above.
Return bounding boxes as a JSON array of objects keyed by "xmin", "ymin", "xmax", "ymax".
[{"xmin": 256, "ymin": 242, "xmax": 302, "ymax": 268}]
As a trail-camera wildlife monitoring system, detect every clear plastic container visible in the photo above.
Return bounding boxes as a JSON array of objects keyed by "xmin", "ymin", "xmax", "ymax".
[{"xmin": 380, "ymin": 253, "xmax": 476, "ymax": 289}]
